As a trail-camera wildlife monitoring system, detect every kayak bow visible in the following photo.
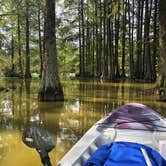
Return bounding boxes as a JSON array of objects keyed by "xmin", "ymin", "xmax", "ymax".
[{"xmin": 58, "ymin": 103, "xmax": 166, "ymax": 166}]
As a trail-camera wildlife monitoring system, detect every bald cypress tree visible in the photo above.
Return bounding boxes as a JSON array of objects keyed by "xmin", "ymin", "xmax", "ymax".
[
  {"xmin": 25, "ymin": 0, "xmax": 31, "ymax": 78},
  {"xmin": 38, "ymin": 0, "xmax": 64, "ymax": 101},
  {"xmin": 157, "ymin": 0, "xmax": 166, "ymax": 101}
]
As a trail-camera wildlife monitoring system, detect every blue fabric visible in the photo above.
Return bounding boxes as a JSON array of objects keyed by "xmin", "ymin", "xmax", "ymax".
[{"xmin": 84, "ymin": 142, "xmax": 166, "ymax": 166}]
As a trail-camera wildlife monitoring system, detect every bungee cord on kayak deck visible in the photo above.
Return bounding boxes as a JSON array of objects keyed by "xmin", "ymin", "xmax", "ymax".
[{"xmin": 96, "ymin": 121, "xmax": 166, "ymax": 132}]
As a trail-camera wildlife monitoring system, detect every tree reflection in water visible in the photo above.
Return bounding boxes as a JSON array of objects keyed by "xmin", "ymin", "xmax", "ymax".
[{"xmin": 0, "ymin": 78, "xmax": 166, "ymax": 166}]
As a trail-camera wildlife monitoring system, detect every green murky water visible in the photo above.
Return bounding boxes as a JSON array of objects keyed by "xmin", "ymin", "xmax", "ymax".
[{"xmin": 0, "ymin": 78, "xmax": 166, "ymax": 166}]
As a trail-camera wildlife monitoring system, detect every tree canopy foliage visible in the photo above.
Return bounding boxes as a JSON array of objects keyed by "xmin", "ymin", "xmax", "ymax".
[{"xmin": 0, "ymin": 0, "xmax": 164, "ymax": 85}]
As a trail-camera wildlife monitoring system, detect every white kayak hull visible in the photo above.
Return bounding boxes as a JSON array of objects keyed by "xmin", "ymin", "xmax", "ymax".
[{"xmin": 57, "ymin": 103, "xmax": 166, "ymax": 166}]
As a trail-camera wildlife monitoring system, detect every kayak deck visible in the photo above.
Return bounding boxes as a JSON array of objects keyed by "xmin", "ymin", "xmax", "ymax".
[{"xmin": 57, "ymin": 103, "xmax": 166, "ymax": 166}]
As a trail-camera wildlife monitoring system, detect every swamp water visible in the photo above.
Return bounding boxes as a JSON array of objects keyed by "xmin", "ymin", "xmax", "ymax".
[{"xmin": 0, "ymin": 78, "xmax": 166, "ymax": 166}]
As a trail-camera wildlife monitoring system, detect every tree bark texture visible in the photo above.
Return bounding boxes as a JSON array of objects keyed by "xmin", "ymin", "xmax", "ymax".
[
  {"xmin": 17, "ymin": 12, "xmax": 23, "ymax": 78},
  {"xmin": 157, "ymin": 0, "xmax": 166, "ymax": 101},
  {"xmin": 25, "ymin": 0, "xmax": 31, "ymax": 78},
  {"xmin": 38, "ymin": 0, "xmax": 64, "ymax": 101}
]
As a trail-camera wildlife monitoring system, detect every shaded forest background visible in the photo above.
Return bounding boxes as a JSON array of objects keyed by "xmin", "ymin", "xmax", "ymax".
[{"xmin": 0, "ymin": 0, "xmax": 163, "ymax": 83}]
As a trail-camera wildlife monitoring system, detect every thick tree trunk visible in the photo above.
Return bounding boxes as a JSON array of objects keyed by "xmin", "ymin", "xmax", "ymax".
[
  {"xmin": 103, "ymin": 0, "xmax": 107, "ymax": 79},
  {"xmin": 128, "ymin": 0, "xmax": 134, "ymax": 79},
  {"xmin": 152, "ymin": 0, "xmax": 158, "ymax": 81},
  {"xmin": 107, "ymin": 0, "xmax": 114, "ymax": 81},
  {"xmin": 43, "ymin": 15, "xmax": 46, "ymax": 61},
  {"xmin": 11, "ymin": 34, "xmax": 14, "ymax": 74},
  {"xmin": 38, "ymin": 4, "xmax": 43, "ymax": 77},
  {"xmin": 157, "ymin": 0, "xmax": 166, "ymax": 101},
  {"xmin": 38, "ymin": 0, "xmax": 64, "ymax": 101},
  {"xmin": 144, "ymin": 0, "xmax": 152, "ymax": 82}
]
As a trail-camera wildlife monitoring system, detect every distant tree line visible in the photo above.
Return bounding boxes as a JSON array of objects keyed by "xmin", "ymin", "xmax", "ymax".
[
  {"xmin": 76, "ymin": 0, "xmax": 159, "ymax": 82},
  {"xmin": 0, "ymin": 0, "xmax": 166, "ymax": 101},
  {"xmin": 0, "ymin": 0, "xmax": 45, "ymax": 78},
  {"xmin": 0, "ymin": 0, "xmax": 162, "ymax": 82}
]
